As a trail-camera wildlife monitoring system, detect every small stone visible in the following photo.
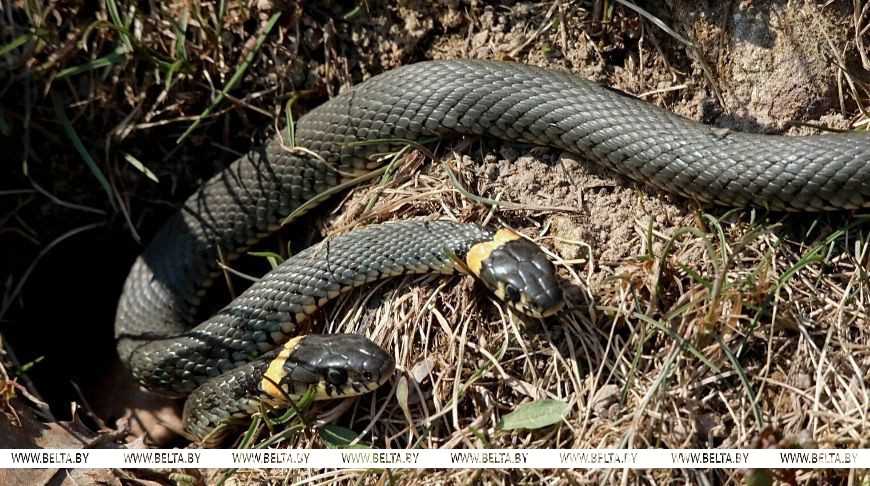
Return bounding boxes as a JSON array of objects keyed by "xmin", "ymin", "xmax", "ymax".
[{"xmin": 591, "ymin": 384, "xmax": 619, "ymax": 416}]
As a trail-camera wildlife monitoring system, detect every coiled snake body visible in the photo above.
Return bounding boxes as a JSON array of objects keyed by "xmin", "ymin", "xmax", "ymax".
[{"xmin": 115, "ymin": 60, "xmax": 870, "ymax": 442}]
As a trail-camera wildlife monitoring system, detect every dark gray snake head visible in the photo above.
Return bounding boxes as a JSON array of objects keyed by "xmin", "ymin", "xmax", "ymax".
[
  {"xmin": 465, "ymin": 229, "xmax": 564, "ymax": 318},
  {"xmin": 260, "ymin": 334, "xmax": 395, "ymax": 403}
]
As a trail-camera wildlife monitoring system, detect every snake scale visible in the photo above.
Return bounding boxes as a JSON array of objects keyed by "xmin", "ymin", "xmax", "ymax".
[{"xmin": 114, "ymin": 60, "xmax": 870, "ymax": 442}]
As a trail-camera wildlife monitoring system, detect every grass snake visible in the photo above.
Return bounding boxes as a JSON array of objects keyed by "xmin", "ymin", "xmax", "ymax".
[{"xmin": 114, "ymin": 60, "xmax": 870, "ymax": 443}]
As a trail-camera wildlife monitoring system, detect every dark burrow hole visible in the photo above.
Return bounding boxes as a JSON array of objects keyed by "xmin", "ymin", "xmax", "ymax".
[{"xmin": 3, "ymin": 207, "xmax": 326, "ymax": 433}]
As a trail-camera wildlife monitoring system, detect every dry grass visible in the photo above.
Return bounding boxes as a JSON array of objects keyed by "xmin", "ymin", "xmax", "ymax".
[
  {"xmin": 213, "ymin": 144, "xmax": 870, "ymax": 485},
  {"xmin": 3, "ymin": 1, "xmax": 870, "ymax": 485}
]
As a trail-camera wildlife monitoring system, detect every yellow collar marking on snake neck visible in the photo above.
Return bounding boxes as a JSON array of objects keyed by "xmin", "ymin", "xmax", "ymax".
[
  {"xmin": 261, "ymin": 335, "xmax": 305, "ymax": 403},
  {"xmin": 465, "ymin": 228, "xmax": 522, "ymax": 276}
]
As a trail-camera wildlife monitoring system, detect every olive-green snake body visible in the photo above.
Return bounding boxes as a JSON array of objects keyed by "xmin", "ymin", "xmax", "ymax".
[{"xmin": 115, "ymin": 60, "xmax": 870, "ymax": 441}]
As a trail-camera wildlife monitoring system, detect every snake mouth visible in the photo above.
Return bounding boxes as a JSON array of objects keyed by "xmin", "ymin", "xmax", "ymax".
[
  {"xmin": 464, "ymin": 229, "xmax": 564, "ymax": 318},
  {"xmin": 260, "ymin": 334, "xmax": 395, "ymax": 404}
]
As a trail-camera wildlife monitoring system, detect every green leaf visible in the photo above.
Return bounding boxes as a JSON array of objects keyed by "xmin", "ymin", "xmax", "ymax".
[
  {"xmin": 498, "ymin": 399, "xmax": 569, "ymax": 431},
  {"xmin": 320, "ymin": 425, "xmax": 370, "ymax": 449}
]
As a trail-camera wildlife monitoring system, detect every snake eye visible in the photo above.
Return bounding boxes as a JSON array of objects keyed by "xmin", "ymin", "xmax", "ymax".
[
  {"xmin": 326, "ymin": 368, "xmax": 348, "ymax": 386},
  {"xmin": 505, "ymin": 284, "xmax": 521, "ymax": 303}
]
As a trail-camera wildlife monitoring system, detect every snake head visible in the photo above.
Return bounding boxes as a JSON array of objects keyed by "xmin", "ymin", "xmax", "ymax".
[
  {"xmin": 261, "ymin": 334, "xmax": 395, "ymax": 402},
  {"xmin": 465, "ymin": 229, "xmax": 564, "ymax": 318}
]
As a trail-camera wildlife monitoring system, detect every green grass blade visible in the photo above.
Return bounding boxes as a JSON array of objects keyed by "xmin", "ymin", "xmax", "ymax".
[
  {"xmin": 51, "ymin": 93, "xmax": 117, "ymax": 210},
  {"xmin": 55, "ymin": 49, "xmax": 125, "ymax": 80},
  {"xmin": 715, "ymin": 334, "xmax": 764, "ymax": 428},
  {"xmin": 176, "ymin": 12, "xmax": 281, "ymax": 144},
  {"xmin": 104, "ymin": 0, "xmax": 133, "ymax": 52},
  {"xmin": 0, "ymin": 34, "xmax": 32, "ymax": 58}
]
